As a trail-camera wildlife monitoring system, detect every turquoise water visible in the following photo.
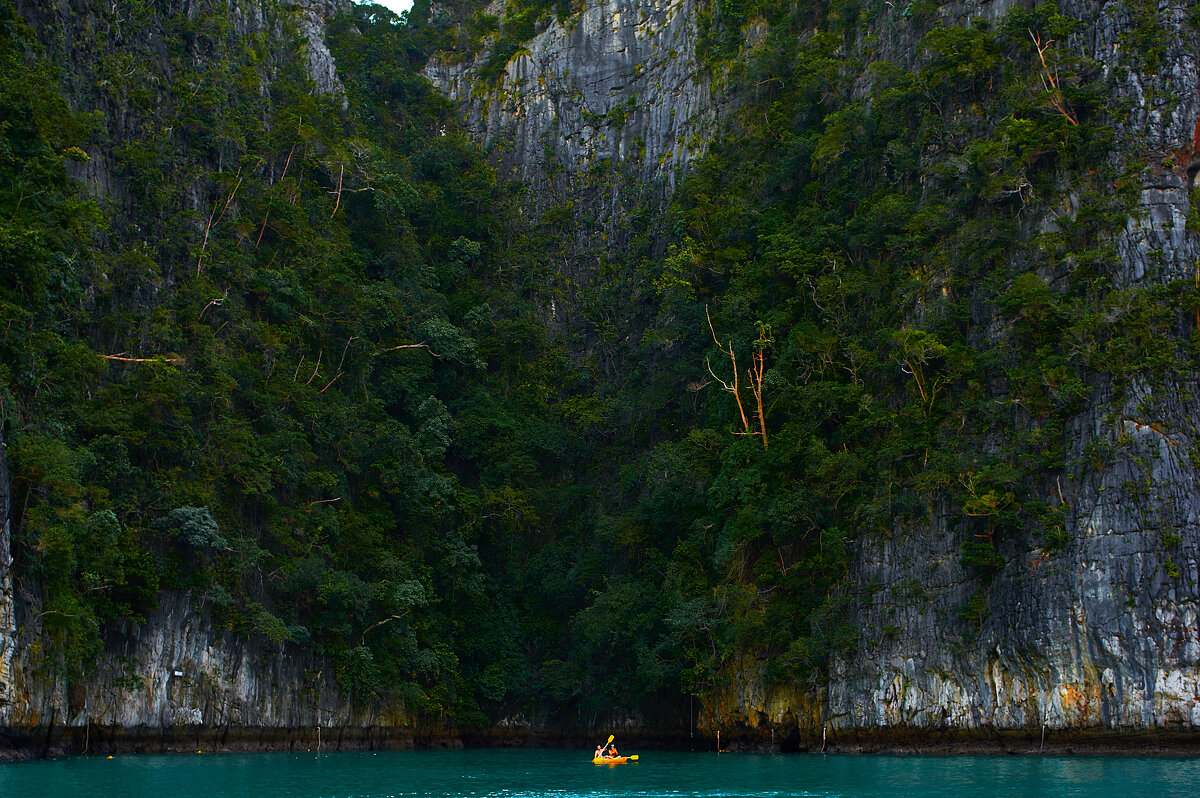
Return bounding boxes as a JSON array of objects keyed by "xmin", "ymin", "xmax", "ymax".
[{"xmin": 1, "ymin": 748, "xmax": 1197, "ymax": 797}]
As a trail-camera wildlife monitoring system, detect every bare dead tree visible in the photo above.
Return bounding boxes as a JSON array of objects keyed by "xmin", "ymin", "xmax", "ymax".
[
  {"xmin": 748, "ymin": 323, "xmax": 770, "ymax": 450},
  {"xmin": 706, "ymin": 306, "xmax": 769, "ymax": 449},
  {"xmin": 706, "ymin": 305, "xmax": 751, "ymax": 435},
  {"xmin": 1029, "ymin": 30, "xmax": 1078, "ymax": 126}
]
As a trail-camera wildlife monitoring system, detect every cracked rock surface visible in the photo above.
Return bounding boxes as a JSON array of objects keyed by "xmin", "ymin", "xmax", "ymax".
[{"xmin": 426, "ymin": 0, "xmax": 715, "ymax": 198}]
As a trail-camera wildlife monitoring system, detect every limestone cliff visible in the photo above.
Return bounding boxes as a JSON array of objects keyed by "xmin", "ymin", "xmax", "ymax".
[
  {"xmin": 1, "ymin": 0, "xmax": 390, "ymax": 758},
  {"xmin": 422, "ymin": 0, "xmax": 717, "ymax": 350},
  {"xmin": 5, "ymin": 0, "xmax": 1200, "ymax": 756},
  {"xmin": 3, "ymin": 590, "xmax": 415, "ymax": 755},
  {"xmin": 422, "ymin": 0, "xmax": 1200, "ymax": 749},
  {"xmin": 425, "ymin": 0, "xmax": 715, "ymax": 197},
  {"xmin": 295, "ymin": 0, "xmax": 350, "ymax": 98},
  {"xmin": 0, "ymin": 430, "xmax": 16, "ymax": 729},
  {"xmin": 688, "ymin": 0, "xmax": 1200, "ymax": 749},
  {"xmin": 14, "ymin": 0, "xmax": 347, "ymax": 224}
]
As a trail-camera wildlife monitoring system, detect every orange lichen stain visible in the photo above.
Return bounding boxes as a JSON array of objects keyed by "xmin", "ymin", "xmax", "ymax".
[
  {"xmin": 1145, "ymin": 421, "xmax": 1179, "ymax": 447},
  {"xmin": 1060, "ymin": 684, "xmax": 1084, "ymax": 709},
  {"xmin": 1169, "ymin": 120, "xmax": 1200, "ymax": 182},
  {"xmin": 697, "ymin": 656, "xmax": 824, "ymax": 735},
  {"xmin": 1059, "ymin": 677, "xmax": 1101, "ymax": 722}
]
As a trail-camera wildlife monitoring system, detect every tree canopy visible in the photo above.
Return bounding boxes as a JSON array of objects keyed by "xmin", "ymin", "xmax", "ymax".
[{"xmin": 2, "ymin": 0, "xmax": 1193, "ymax": 732}]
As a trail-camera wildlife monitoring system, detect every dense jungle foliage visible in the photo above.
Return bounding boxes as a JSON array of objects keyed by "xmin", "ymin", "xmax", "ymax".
[{"xmin": 2, "ymin": 0, "xmax": 1194, "ymax": 729}]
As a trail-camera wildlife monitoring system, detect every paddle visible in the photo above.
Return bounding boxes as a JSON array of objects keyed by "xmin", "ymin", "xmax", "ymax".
[
  {"xmin": 599, "ymin": 736, "xmax": 637, "ymax": 761},
  {"xmin": 595, "ymin": 734, "xmax": 614, "ymax": 758}
]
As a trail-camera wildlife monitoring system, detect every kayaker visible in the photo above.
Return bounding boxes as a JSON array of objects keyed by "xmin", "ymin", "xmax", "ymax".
[
  {"xmin": 594, "ymin": 745, "xmax": 604, "ymax": 759},
  {"xmin": 607, "ymin": 745, "xmax": 619, "ymax": 758}
]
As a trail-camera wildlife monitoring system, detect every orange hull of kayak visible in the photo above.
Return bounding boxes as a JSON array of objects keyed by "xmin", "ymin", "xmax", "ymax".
[{"xmin": 593, "ymin": 756, "xmax": 630, "ymax": 765}]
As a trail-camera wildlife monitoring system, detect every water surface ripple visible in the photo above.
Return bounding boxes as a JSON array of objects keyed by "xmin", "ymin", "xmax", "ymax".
[{"xmin": 1, "ymin": 748, "xmax": 1196, "ymax": 797}]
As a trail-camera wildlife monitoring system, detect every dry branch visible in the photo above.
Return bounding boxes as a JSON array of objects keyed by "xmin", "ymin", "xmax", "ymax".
[
  {"xmin": 360, "ymin": 613, "xmax": 409, "ymax": 644},
  {"xmin": 706, "ymin": 305, "xmax": 751, "ymax": 434},
  {"xmin": 372, "ymin": 342, "xmax": 443, "ymax": 358},
  {"xmin": 198, "ymin": 289, "xmax": 229, "ymax": 320},
  {"xmin": 100, "ymin": 352, "xmax": 184, "ymax": 365},
  {"xmin": 318, "ymin": 337, "xmax": 358, "ymax": 394},
  {"xmin": 706, "ymin": 306, "xmax": 769, "ymax": 448},
  {"xmin": 1029, "ymin": 30, "xmax": 1078, "ymax": 126},
  {"xmin": 304, "ymin": 349, "xmax": 322, "ymax": 385},
  {"xmin": 330, "ymin": 164, "xmax": 344, "ymax": 217},
  {"xmin": 196, "ymin": 168, "xmax": 244, "ymax": 274}
]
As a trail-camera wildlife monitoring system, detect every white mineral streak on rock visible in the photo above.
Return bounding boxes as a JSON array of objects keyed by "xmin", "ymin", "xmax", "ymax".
[
  {"xmin": 0, "ymin": 433, "xmax": 14, "ymax": 726},
  {"xmin": 8, "ymin": 591, "xmax": 398, "ymax": 733},
  {"xmin": 425, "ymin": 0, "xmax": 714, "ymax": 193},
  {"xmin": 0, "ymin": 1, "xmax": 400, "ymax": 742},
  {"xmin": 703, "ymin": 0, "xmax": 1200, "ymax": 739},
  {"xmin": 295, "ymin": 0, "xmax": 350, "ymax": 99}
]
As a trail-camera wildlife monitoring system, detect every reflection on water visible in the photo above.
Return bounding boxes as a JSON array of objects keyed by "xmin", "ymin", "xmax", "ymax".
[{"xmin": 1, "ymin": 748, "xmax": 1197, "ymax": 798}]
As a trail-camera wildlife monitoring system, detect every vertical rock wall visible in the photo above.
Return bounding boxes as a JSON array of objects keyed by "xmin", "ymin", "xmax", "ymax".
[
  {"xmin": 424, "ymin": 0, "xmax": 717, "ymax": 348},
  {"xmin": 425, "ymin": 0, "xmax": 715, "ymax": 203},
  {"xmin": 295, "ymin": 0, "xmax": 350, "ymax": 98},
  {"xmin": 0, "ymin": 0, "xmax": 397, "ymax": 756},
  {"xmin": 699, "ymin": 0, "xmax": 1200, "ymax": 746},
  {"xmin": 5, "ymin": 0, "xmax": 1200, "ymax": 752},
  {"xmin": 4, "ymin": 590, "xmax": 416, "ymax": 750},
  {"xmin": 827, "ymin": 0, "xmax": 1200, "ymax": 740},
  {"xmin": 0, "ymin": 429, "xmax": 16, "ymax": 728}
]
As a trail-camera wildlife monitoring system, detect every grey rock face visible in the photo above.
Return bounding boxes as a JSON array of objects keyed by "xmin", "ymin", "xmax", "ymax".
[
  {"xmin": 0, "ymin": 429, "xmax": 15, "ymax": 727},
  {"xmin": 6, "ymin": 591, "xmax": 382, "ymax": 734},
  {"xmin": 827, "ymin": 157, "xmax": 1200, "ymax": 736},
  {"xmin": 829, "ymin": 376, "xmax": 1200, "ymax": 736},
  {"xmin": 425, "ymin": 0, "xmax": 715, "ymax": 198},
  {"xmin": 5, "ymin": 0, "xmax": 1199, "ymax": 748},
  {"xmin": 424, "ymin": 0, "xmax": 717, "ymax": 341},
  {"xmin": 295, "ymin": 0, "xmax": 351, "ymax": 98},
  {"xmin": 0, "ymin": 0, "xmax": 366, "ymax": 749},
  {"xmin": 707, "ymin": 1, "xmax": 1200, "ymax": 742},
  {"xmin": 430, "ymin": 0, "xmax": 1200, "ymax": 741}
]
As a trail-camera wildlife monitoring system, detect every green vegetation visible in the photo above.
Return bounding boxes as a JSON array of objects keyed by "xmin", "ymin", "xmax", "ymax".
[
  {"xmin": 3, "ymin": 0, "xmax": 1196, "ymax": 732},
  {"xmin": 558, "ymin": 0, "xmax": 1139, "ymax": 681},
  {"xmin": 475, "ymin": 0, "xmax": 570, "ymax": 83},
  {"xmin": 2, "ymin": 0, "xmax": 540, "ymax": 717}
]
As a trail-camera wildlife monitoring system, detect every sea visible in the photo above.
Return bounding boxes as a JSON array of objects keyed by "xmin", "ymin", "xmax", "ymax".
[{"xmin": 1, "ymin": 747, "xmax": 1196, "ymax": 797}]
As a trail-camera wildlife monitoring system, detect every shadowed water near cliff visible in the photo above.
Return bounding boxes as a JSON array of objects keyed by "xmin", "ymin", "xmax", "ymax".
[{"xmin": 1, "ymin": 749, "xmax": 1198, "ymax": 797}]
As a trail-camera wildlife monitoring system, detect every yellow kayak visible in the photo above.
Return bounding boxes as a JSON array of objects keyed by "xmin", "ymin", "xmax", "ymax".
[{"xmin": 593, "ymin": 755, "xmax": 637, "ymax": 765}]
